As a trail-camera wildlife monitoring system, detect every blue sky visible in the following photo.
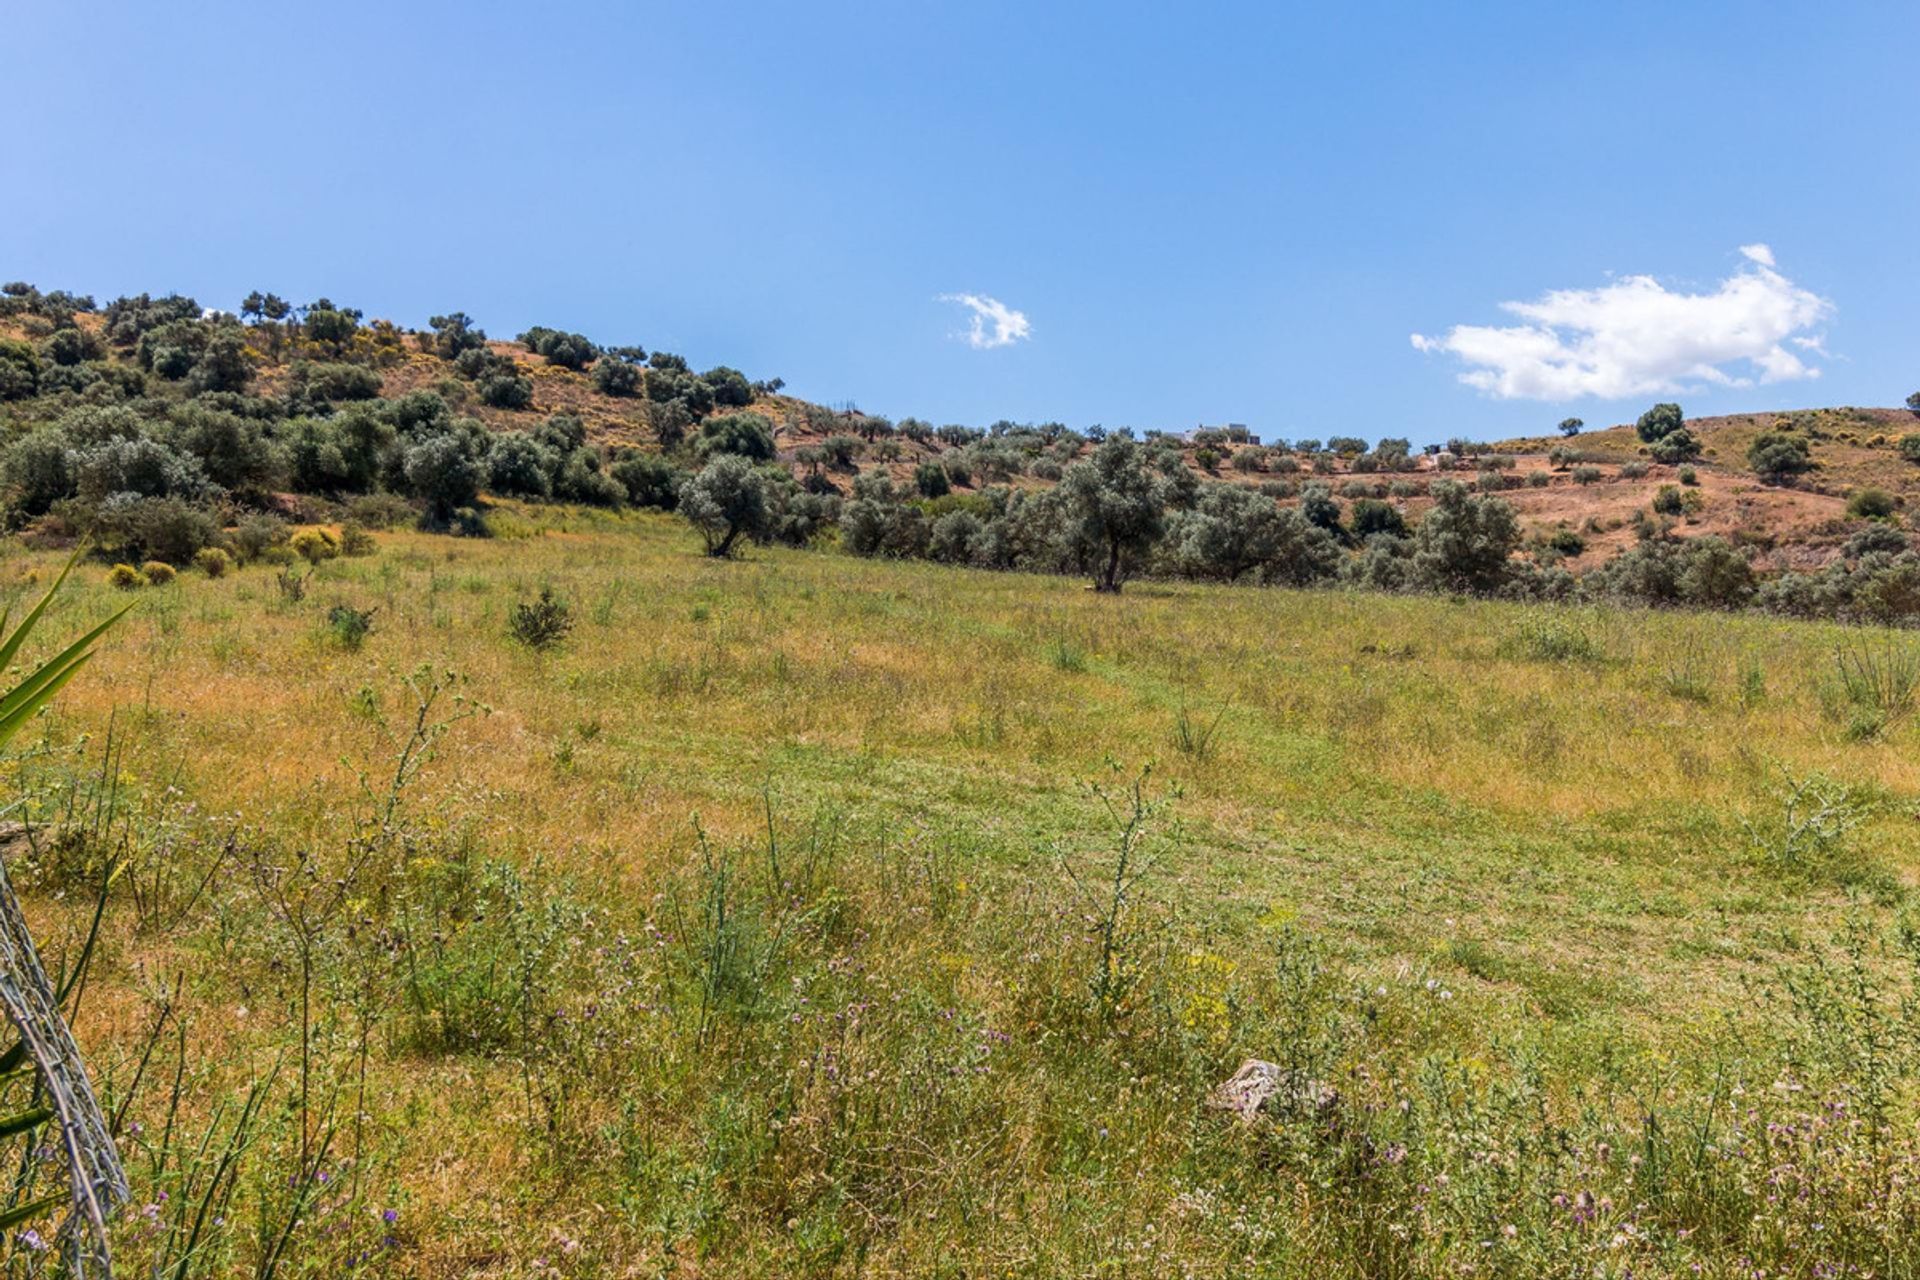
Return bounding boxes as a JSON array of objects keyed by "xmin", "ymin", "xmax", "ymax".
[{"xmin": 8, "ymin": 1, "xmax": 1917, "ymax": 443}]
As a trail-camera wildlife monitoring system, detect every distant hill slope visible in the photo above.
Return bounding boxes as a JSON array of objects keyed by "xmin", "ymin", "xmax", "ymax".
[{"xmin": 2, "ymin": 283, "xmax": 1915, "ymax": 579}]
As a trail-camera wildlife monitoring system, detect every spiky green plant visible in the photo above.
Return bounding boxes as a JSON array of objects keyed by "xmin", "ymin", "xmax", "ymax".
[{"xmin": 0, "ymin": 557, "xmax": 130, "ymax": 1262}]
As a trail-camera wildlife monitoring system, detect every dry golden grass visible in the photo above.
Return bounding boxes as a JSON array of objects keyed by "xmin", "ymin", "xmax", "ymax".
[{"xmin": 3, "ymin": 507, "xmax": 1919, "ymax": 1276}]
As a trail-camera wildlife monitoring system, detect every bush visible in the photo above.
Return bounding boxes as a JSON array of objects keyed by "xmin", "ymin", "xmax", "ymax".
[
  {"xmin": 404, "ymin": 434, "xmax": 483, "ymax": 520},
  {"xmin": 1571, "ymin": 465, "xmax": 1601, "ymax": 486},
  {"xmin": 290, "ymin": 528, "xmax": 341, "ymax": 564},
  {"xmin": 1548, "ymin": 528, "xmax": 1586, "ymax": 556},
  {"xmin": 1350, "ymin": 497, "xmax": 1406, "ymax": 538},
  {"xmin": 1635, "ymin": 402, "xmax": 1684, "ymax": 442},
  {"xmin": 107, "ymin": 563, "xmax": 146, "ymax": 590},
  {"xmin": 1847, "ymin": 487, "xmax": 1896, "ymax": 520},
  {"xmin": 509, "ymin": 588, "xmax": 574, "ymax": 650},
  {"xmin": 339, "ymin": 524, "xmax": 376, "ymax": 556},
  {"xmin": 1652, "ymin": 485, "xmax": 1686, "ymax": 516},
  {"xmin": 1411, "ymin": 480, "xmax": 1520, "ymax": 594},
  {"xmin": 232, "ymin": 514, "xmax": 290, "ymax": 564},
  {"xmin": 1899, "ymin": 434, "xmax": 1920, "ymax": 463},
  {"xmin": 326, "ymin": 604, "xmax": 376, "ymax": 650},
  {"xmin": 1647, "ymin": 428, "xmax": 1700, "ymax": 464},
  {"xmin": 1749, "ymin": 430, "xmax": 1813, "ymax": 483},
  {"xmin": 1678, "ymin": 466, "xmax": 1698, "ymax": 485},
  {"xmin": 193, "ymin": 546, "xmax": 232, "ymax": 577},
  {"xmin": 1620, "ymin": 460, "xmax": 1649, "ymax": 479},
  {"xmin": 695, "ymin": 413, "xmax": 777, "ymax": 462},
  {"xmin": 591, "ymin": 356, "xmax": 641, "ymax": 397},
  {"xmin": 140, "ymin": 560, "xmax": 177, "ymax": 585},
  {"xmin": 1497, "ymin": 614, "xmax": 1601, "ymax": 662},
  {"xmin": 477, "ymin": 372, "xmax": 534, "ymax": 409},
  {"xmin": 914, "ymin": 461, "xmax": 950, "ymax": 498},
  {"xmin": 610, "ymin": 454, "xmax": 682, "ymax": 510},
  {"xmin": 88, "ymin": 494, "xmax": 219, "ymax": 564}
]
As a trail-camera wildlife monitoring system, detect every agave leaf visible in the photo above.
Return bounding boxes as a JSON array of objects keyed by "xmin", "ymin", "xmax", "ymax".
[
  {"xmin": 0, "ymin": 1106, "xmax": 51, "ymax": 1141},
  {"xmin": 0, "ymin": 1193, "xmax": 59, "ymax": 1232}
]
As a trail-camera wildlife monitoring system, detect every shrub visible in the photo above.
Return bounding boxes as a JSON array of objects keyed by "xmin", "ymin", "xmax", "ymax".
[
  {"xmin": 509, "ymin": 588, "xmax": 574, "ymax": 650},
  {"xmin": 591, "ymin": 356, "xmax": 641, "ymax": 397},
  {"xmin": 1678, "ymin": 465, "xmax": 1698, "ymax": 485},
  {"xmin": 485, "ymin": 432, "xmax": 555, "ymax": 498},
  {"xmin": 610, "ymin": 454, "xmax": 682, "ymax": 510},
  {"xmin": 404, "ymin": 434, "xmax": 483, "ymax": 520},
  {"xmin": 339, "ymin": 524, "xmax": 376, "ymax": 556},
  {"xmin": 1652, "ymin": 485, "xmax": 1686, "ymax": 516},
  {"xmin": 1410, "ymin": 480, "xmax": 1520, "ymax": 594},
  {"xmin": 477, "ymin": 372, "xmax": 534, "ymax": 409},
  {"xmin": 193, "ymin": 546, "xmax": 232, "ymax": 577},
  {"xmin": 1571, "ymin": 465, "xmax": 1601, "ymax": 485},
  {"xmin": 107, "ymin": 563, "xmax": 146, "ymax": 590},
  {"xmin": 701, "ymin": 366, "xmax": 754, "ymax": 408},
  {"xmin": 1620, "ymin": 460, "xmax": 1649, "ymax": 479},
  {"xmin": 1847, "ymin": 487, "xmax": 1896, "ymax": 520},
  {"xmin": 1350, "ymin": 497, "xmax": 1406, "ymax": 538},
  {"xmin": 1647, "ymin": 428, "xmax": 1700, "ymax": 464},
  {"xmin": 326, "ymin": 603, "xmax": 376, "ymax": 651},
  {"xmin": 1635, "ymin": 402, "xmax": 1684, "ymax": 442},
  {"xmin": 290, "ymin": 528, "xmax": 341, "ymax": 564},
  {"xmin": 1899, "ymin": 434, "xmax": 1920, "ymax": 463},
  {"xmin": 139, "ymin": 560, "xmax": 176, "ymax": 585},
  {"xmin": 232, "ymin": 513, "xmax": 290, "ymax": 564},
  {"xmin": 1497, "ymin": 614, "xmax": 1601, "ymax": 662},
  {"xmin": 88, "ymin": 494, "xmax": 219, "ymax": 564},
  {"xmin": 914, "ymin": 461, "xmax": 950, "ymax": 498},
  {"xmin": 1749, "ymin": 430, "xmax": 1813, "ymax": 483},
  {"xmin": 1548, "ymin": 527, "xmax": 1586, "ymax": 556},
  {"xmin": 695, "ymin": 413, "xmax": 777, "ymax": 462}
]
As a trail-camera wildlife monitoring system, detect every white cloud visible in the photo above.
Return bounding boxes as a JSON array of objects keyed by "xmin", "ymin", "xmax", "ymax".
[
  {"xmin": 939, "ymin": 293, "xmax": 1031, "ymax": 349},
  {"xmin": 1410, "ymin": 247, "xmax": 1833, "ymax": 400}
]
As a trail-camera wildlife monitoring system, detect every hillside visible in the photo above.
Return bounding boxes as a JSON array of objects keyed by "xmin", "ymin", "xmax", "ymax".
[{"xmin": 4, "ymin": 283, "xmax": 1917, "ymax": 606}]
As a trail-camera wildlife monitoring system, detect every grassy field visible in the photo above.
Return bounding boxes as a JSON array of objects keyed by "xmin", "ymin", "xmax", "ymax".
[{"xmin": 7, "ymin": 506, "xmax": 1920, "ymax": 1277}]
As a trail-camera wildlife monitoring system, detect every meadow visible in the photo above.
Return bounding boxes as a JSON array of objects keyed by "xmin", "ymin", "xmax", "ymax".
[{"xmin": 7, "ymin": 504, "xmax": 1920, "ymax": 1277}]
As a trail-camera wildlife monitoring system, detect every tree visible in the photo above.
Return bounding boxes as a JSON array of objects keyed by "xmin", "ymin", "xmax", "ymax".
[
  {"xmin": 1169, "ymin": 484, "xmax": 1304, "ymax": 582},
  {"xmin": 1410, "ymin": 480, "xmax": 1519, "ymax": 594},
  {"xmin": 694, "ymin": 412, "xmax": 776, "ymax": 462},
  {"xmin": 0, "ymin": 340, "xmax": 39, "ymax": 401},
  {"xmin": 1350, "ymin": 497, "xmax": 1407, "ymax": 538},
  {"xmin": 477, "ymin": 371, "xmax": 533, "ymax": 409},
  {"xmin": 1298, "ymin": 481, "xmax": 1342, "ymax": 534},
  {"xmin": 1059, "ymin": 436, "xmax": 1169, "ymax": 592},
  {"xmin": 914, "ymin": 460, "xmax": 950, "ymax": 498},
  {"xmin": 1748, "ymin": 430, "xmax": 1812, "ymax": 483},
  {"xmin": 1558, "ymin": 418, "xmax": 1584, "ymax": 437},
  {"xmin": 427, "ymin": 312, "xmax": 487, "ymax": 359},
  {"xmin": 1646, "ymin": 428, "xmax": 1700, "ymax": 465},
  {"xmin": 1635, "ymin": 403, "xmax": 1684, "ymax": 442},
  {"xmin": 485, "ymin": 433, "xmax": 555, "ymax": 497},
  {"xmin": 403, "ymin": 433, "xmax": 482, "ymax": 521},
  {"xmin": 1907, "ymin": 391, "xmax": 1920, "ymax": 417},
  {"xmin": 701, "ymin": 366, "xmax": 754, "ymax": 408},
  {"xmin": 610, "ymin": 453, "xmax": 681, "ymax": 510},
  {"xmin": 592, "ymin": 356, "xmax": 641, "ymax": 397},
  {"xmin": 679, "ymin": 454, "xmax": 770, "ymax": 557}
]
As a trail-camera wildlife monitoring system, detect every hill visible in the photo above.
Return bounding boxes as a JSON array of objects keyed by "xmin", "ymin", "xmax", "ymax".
[{"xmin": 3, "ymin": 279, "xmax": 1920, "ymax": 624}]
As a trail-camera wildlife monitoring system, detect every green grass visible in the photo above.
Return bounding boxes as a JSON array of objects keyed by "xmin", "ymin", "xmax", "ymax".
[{"xmin": 6, "ymin": 504, "xmax": 1920, "ymax": 1276}]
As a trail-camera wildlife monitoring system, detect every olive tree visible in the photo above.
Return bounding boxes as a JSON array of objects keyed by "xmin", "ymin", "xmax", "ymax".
[
  {"xmin": 1059, "ymin": 436, "xmax": 1169, "ymax": 592},
  {"xmin": 679, "ymin": 454, "xmax": 771, "ymax": 557},
  {"xmin": 1410, "ymin": 480, "xmax": 1520, "ymax": 594}
]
